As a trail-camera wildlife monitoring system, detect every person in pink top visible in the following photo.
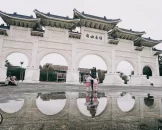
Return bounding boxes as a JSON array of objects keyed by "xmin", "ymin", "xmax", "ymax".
[
  {"xmin": 93, "ymin": 77, "xmax": 99, "ymax": 91},
  {"xmin": 85, "ymin": 73, "xmax": 93, "ymax": 91}
]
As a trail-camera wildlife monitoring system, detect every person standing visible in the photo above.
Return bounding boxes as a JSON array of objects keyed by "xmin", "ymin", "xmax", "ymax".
[
  {"xmin": 85, "ymin": 73, "xmax": 93, "ymax": 91},
  {"xmin": 90, "ymin": 67, "xmax": 97, "ymax": 91}
]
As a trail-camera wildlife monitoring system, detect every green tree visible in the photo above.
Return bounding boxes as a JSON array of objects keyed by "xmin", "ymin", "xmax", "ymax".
[
  {"xmin": 5, "ymin": 60, "xmax": 12, "ymax": 67},
  {"xmin": 41, "ymin": 63, "xmax": 54, "ymax": 81},
  {"xmin": 119, "ymin": 72, "xmax": 129, "ymax": 84},
  {"xmin": 98, "ymin": 70, "xmax": 106, "ymax": 83}
]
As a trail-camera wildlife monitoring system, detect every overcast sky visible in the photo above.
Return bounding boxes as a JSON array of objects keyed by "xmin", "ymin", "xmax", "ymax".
[{"xmin": 2, "ymin": 0, "xmax": 162, "ymax": 74}]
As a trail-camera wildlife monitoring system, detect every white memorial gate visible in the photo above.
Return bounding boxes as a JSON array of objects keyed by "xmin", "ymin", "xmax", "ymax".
[{"xmin": 0, "ymin": 9, "xmax": 161, "ymax": 86}]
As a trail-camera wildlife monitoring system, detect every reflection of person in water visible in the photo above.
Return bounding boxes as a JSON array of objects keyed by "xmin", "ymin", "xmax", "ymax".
[{"xmin": 85, "ymin": 91, "xmax": 99, "ymax": 118}]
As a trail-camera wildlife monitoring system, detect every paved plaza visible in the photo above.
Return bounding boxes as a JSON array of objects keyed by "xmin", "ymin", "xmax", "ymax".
[{"xmin": 1, "ymin": 83, "xmax": 162, "ymax": 94}]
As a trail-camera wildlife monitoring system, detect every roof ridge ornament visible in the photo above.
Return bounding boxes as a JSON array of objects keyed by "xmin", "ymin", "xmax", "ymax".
[
  {"xmin": 13, "ymin": 12, "xmax": 17, "ymax": 15},
  {"xmin": 104, "ymin": 16, "xmax": 106, "ymax": 19},
  {"xmin": 82, "ymin": 11, "xmax": 84, "ymax": 14},
  {"xmin": 47, "ymin": 12, "xmax": 50, "ymax": 15}
]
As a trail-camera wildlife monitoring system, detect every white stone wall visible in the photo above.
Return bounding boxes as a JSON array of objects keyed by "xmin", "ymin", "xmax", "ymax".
[{"xmin": 0, "ymin": 26, "xmax": 161, "ymax": 85}]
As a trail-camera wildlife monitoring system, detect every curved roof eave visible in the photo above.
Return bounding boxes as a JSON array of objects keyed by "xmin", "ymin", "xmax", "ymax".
[
  {"xmin": 73, "ymin": 9, "xmax": 121, "ymax": 24},
  {"xmin": 0, "ymin": 11, "xmax": 40, "ymax": 22},
  {"xmin": 34, "ymin": 9, "xmax": 80, "ymax": 23},
  {"xmin": 142, "ymin": 37, "xmax": 162, "ymax": 44},
  {"xmin": 115, "ymin": 27, "xmax": 146, "ymax": 36}
]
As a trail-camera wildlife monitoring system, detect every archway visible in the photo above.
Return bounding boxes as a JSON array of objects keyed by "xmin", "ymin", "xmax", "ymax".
[
  {"xmin": 39, "ymin": 53, "xmax": 68, "ymax": 82},
  {"xmin": 78, "ymin": 55, "xmax": 107, "ymax": 83},
  {"xmin": 117, "ymin": 61, "xmax": 134, "ymax": 84},
  {"xmin": 6, "ymin": 53, "xmax": 29, "ymax": 80},
  {"xmin": 143, "ymin": 66, "xmax": 152, "ymax": 79}
]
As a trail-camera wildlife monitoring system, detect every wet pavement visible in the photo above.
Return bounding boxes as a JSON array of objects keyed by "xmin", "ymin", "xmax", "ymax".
[{"xmin": 0, "ymin": 83, "xmax": 162, "ymax": 130}]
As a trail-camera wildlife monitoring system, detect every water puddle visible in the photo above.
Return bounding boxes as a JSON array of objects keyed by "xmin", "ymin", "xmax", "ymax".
[
  {"xmin": 0, "ymin": 91, "xmax": 162, "ymax": 130},
  {"xmin": 36, "ymin": 92, "xmax": 66, "ymax": 115},
  {"xmin": 0, "ymin": 95, "xmax": 24, "ymax": 113}
]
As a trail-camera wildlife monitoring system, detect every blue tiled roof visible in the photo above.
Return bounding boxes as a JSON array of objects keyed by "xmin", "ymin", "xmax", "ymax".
[
  {"xmin": 119, "ymin": 27, "xmax": 145, "ymax": 34},
  {"xmin": 34, "ymin": 9, "xmax": 73, "ymax": 20},
  {"xmin": 142, "ymin": 37, "xmax": 162, "ymax": 43},
  {"xmin": 0, "ymin": 11, "xmax": 35, "ymax": 19},
  {"xmin": 83, "ymin": 13, "xmax": 120, "ymax": 22},
  {"xmin": 73, "ymin": 9, "xmax": 121, "ymax": 22}
]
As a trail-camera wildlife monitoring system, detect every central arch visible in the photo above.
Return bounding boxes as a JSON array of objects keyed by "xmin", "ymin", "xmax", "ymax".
[
  {"xmin": 37, "ymin": 49, "xmax": 72, "ymax": 69},
  {"xmin": 75, "ymin": 50, "xmax": 111, "ymax": 72}
]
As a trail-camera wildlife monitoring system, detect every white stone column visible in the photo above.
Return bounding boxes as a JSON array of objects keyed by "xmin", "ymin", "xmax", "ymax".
[
  {"xmin": 24, "ymin": 38, "xmax": 40, "ymax": 83},
  {"xmin": 0, "ymin": 67, "xmax": 7, "ymax": 82},
  {"xmin": 66, "ymin": 42, "xmax": 79, "ymax": 84},
  {"xmin": 103, "ymin": 72, "xmax": 124, "ymax": 85},
  {"xmin": 0, "ymin": 36, "xmax": 7, "ymax": 81},
  {"xmin": 66, "ymin": 70, "xmax": 80, "ymax": 84},
  {"xmin": 137, "ymin": 51, "xmax": 142, "ymax": 75},
  {"xmin": 111, "ymin": 48, "xmax": 115, "ymax": 73},
  {"xmin": 156, "ymin": 56, "xmax": 160, "ymax": 76},
  {"xmin": 23, "ymin": 67, "xmax": 40, "ymax": 83},
  {"xmin": 80, "ymin": 27, "xmax": 85, "ymax": 40},
  {"xmin": 103, "ymin": 48, "xmax": 124, "ymax": 85}
]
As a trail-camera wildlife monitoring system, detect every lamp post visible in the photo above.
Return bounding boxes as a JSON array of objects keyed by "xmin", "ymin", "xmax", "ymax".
[{"xmin": 20, "ymin": 61, "xmax": 24, "ymax": 82}]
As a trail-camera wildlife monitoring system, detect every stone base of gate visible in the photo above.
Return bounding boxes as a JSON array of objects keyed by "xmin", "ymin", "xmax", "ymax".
[
  {"xmin": 103, "ymin": 73, "xmax": 124, "ymax": 85},
  {"xmin": 0, "ymin": 66, "xmax": 7, "ymax": 82},
  {"xmin": 149, "ymin": 76, "xmax": 162, "ymax": 87},
  {"xmin": 23, "ymin": 67, "xmax": 40, "ymax": 83},
  {"xmin": 66, "ymin": 70, "xmax": 80, "ymax": 84},
  {"xmin": 128, "ymin": 75, "xmax": 151, "ymax": 86}
]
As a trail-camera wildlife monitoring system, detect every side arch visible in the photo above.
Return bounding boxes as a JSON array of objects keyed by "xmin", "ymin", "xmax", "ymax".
[
  {"xmin": 37, "ymin": 49, "xmax": 72, "ymax": 69},
  {"xmin": 115, "ymin": 58, "xmax": 138, "ymax": 74},
  {"xmin": 75, "ymin": 50, "xmax": 112, "ymax": 72},
  {"xmin": 1, "ymin": 48, "xmax": 32, "ymax": 67},
  {"xmin": 142, "ymin": 63, "xmax": 156, "ymax": 76}
]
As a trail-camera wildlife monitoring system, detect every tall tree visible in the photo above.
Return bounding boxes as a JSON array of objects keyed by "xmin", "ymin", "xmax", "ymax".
[
  {"xmin": 5, "ymin": 60, "xmax": 12, "ymax": 67},
  {"xmin": 42, "ymin": 63, "xmax": 54, "ymax": 81}
]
